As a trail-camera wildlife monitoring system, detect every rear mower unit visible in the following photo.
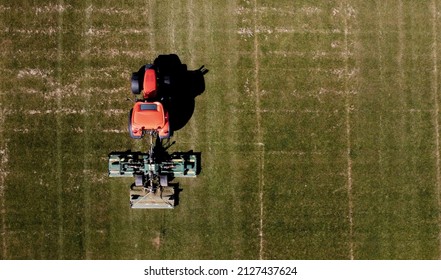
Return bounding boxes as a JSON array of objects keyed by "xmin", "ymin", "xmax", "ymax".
[{"xmin": 108, "ymin": 151, "xmax": 197, "ymax": 209}]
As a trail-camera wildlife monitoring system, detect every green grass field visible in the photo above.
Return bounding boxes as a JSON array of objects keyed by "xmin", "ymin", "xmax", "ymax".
[{"xmin": 1, "ymin": 0, "xmax": 441, "ymax": 259}]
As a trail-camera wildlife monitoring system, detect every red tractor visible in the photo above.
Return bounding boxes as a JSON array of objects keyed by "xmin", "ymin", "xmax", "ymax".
[
  {"xmin": 128, "ymin": 54, "xmax": 208, "ymax": 140},
  {"xmin": 129, "ymin": 64, "xmax": 170, "ymax": 139}
]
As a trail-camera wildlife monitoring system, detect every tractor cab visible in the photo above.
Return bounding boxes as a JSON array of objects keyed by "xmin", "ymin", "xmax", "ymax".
[
  {"xmin": 131, "ymin": 64, "xmax": 157, "ymax": 100},
  {"xmin": 142, "ymin": 68, "xmax": 157, "ymax": 99}
]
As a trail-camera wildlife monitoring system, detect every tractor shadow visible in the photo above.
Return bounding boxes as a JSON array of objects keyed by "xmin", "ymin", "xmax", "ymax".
[
  {"xmin": 154, "ymin": 138, "xmax": 202, "ymax": 176},
  {"xmin": 153, "ymin": 54, "xmax": 209, "ymax": 132},
  {"xmin": 153, "ymin": 139, "xmax": 202, "ymax": 208},
  {"xmin": 169, "ymin": 182, "xmax": 182, "ymax": 207}
]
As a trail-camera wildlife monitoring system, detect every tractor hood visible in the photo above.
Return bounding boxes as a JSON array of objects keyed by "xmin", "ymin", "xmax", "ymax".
[{"xmin": 132, "ymin": 102, "xmax": 166, "ymax": 129}]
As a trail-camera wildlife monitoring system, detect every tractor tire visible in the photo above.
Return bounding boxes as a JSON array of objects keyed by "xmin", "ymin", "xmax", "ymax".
[{"xmin": 131, "ymin": 72, "xmax": 140, "ymax": 94}]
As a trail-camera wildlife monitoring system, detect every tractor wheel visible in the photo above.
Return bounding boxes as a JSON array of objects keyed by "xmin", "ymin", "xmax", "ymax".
[{"xmin": 131, "ymin": 72, "xmax": 140, "ymax": 94}]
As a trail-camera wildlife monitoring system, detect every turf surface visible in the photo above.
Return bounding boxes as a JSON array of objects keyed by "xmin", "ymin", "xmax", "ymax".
[{"xmin": 1, "ymin": 0, "xmax": 441, "ymax": 259}]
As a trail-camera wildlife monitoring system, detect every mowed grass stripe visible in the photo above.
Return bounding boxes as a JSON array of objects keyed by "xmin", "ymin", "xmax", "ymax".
[
  {"xmin": 147, "ymin": 0, "xmax": 156, "ymax": 53},
  {"xmin": 82, "ymin": 1, "xmax": 92, "ymax": 259},
  {"xmin": 103, "ymin": 0, "xmax": 179, "ymax": 259},
  {"xmin": 141, "ymin": 1, "xmax": 181, "ymax": 259},
  {"xmin": 351, "ymin": 1, "xmax": 439, "ymax": 259},
  {"xmin": 55, "ymin": 1, "xmax": 99, "ymax": 259},
  {"xmin": 163, "ymin": 0, "xmax": 201, "ymax": 258},
  {"xmin": 187, "ymin": 0, "xmax": 259, "ymax": 258},
  {"xmin": 0, "ymin": 1, "xmax": 13, "ymax": 258},
  {"xmin": 78, "ymin": 0, "xmax": 162, "ymax": 258},
  {"xmin": 2, "ymin": 0, "xmax": 67, "ymax": 258},
  {"xmin": 55, "ymin": 0, "xmax": 108, "ymax": 259},
  {"xmin": 397, "ymin": 0, "xmax": 406, "ymax": 110},
  {"xmin": 259, "ymin": 1, "xmax": 351, "ymax": 259},
  {"xmin": 156, "ymin": 0, "xmax": 261, "ymax": 258},
  {"xmin": 96, "ymin": 0, "xmax": 156, "ymax": 259}
]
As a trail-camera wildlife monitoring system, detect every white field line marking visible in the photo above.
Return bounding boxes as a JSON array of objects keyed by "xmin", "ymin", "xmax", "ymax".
[
  {"xmin": 187, "ymin": 0, "xmax": 194, "ymax": 63},
  {"xmin": 375, "ymin": 2, "xmax": 385, "ymax": 87},
  {"xmin": 56, "ymin": 0, "xmax": 64, "ymax": 259},
  {"xmin": 431, "ymin": 0, "xmax": 441, "ymax": 260},
  {"xmin": 102, "ymin": 129, "xmax": 126, "ymax": 134},
  {"xmin": 2, "ymin": 27, "xmax": 152, "ymax": 37},
  {"xmin": 187, "ymin": 0, "xmax": 198, "ymax": 151},
  {"xmin": 236, "ymin": 6, "xmax": 318, "ymax": 16},
  {"xmin": 81, "ymin": 6, "xmax": 133, "ymax": 16},
  {"xmin": 83, "ymin": 49, "xmax": 149, "ymax": 59},
  {"xmin": 83, "ymin": 2, "xmax": 92, "ymax": 260},
  {"xmin": 266, "ymin": 50, "xmax": 353, "ymax": 60},
  {"xmin": 2, "ymin": 108, "xmax": 125, "ymax": 116},
  {"xmin": 147, "ymin": 0, "xmax": 156, "ymax": 52},
  {"xmin": 172, "ymin": 141, "xmax": 264, "ymax": 147},
  {"xmin": 44, "ymin": 127, "xmax": 124, "ymax": 134},
  {"xmin": 227, "ymin": 0, "xmax": 241, "ymax": 148},
  {"xmin": 253, "ymin": 0, "xmax": 264, "ymax": 260},
  {"xmin": 267, "ymin": 150, "xmax": 324, "ymax": 156},
  {"xmin": 397, "ymin": 0, "xmax": 405, "ymax": 105},
  {"xmin": 237, "ymin": 26, "xmax": 345, "ymax": 37},
  {"xmin": 342, "ymin": 2, "xmax": 355, "ymax": 260},
  {"xmin": 258, "ymin": 109, "xmax": 435, "ymax": 115},
  {"xmin": 169, "ymin": 2, "xmax": 176, "ymax": 51},
  {"xmin": 0, "ymin": 110, "xmax": 8, "ymax": 258},
  {"xmin": 32, "ymin": 3, "xmax": 69, "ymax": 14},
  {"xmin": 29, "ymin": 4, "xmax": 146, "ymax": 17},
  {"xmin": 3, "ymin": 27, "xmax": 60, "ymax": 35},
  {"xmin": 258, "ymin": 143, "xmax": 265, "ymax": 260}
]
